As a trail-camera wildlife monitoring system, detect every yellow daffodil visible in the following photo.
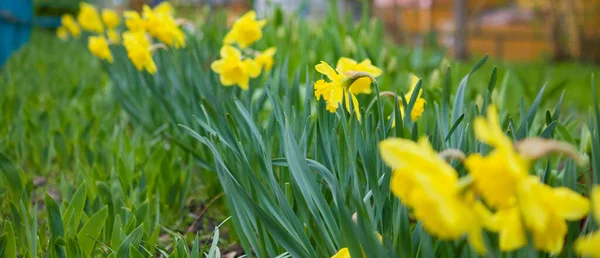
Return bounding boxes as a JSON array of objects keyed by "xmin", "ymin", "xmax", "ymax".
[
  {"xmin": 464, "ymin": 106, "xmax": 529, "ymax": 209},
  {"xmin": 77, "ymin": 3, "xmax": 104, "ymax": 33},
  {"xmin": 486, "ymin": 206, "xmax": 527, "ymax": 251},
  {"xmin": 400, "ymin": 74, "xmax": 426, "ymax": 121},
  {"xmin": 56, "ymin": 26, "xmax": 68, "ymax": 40},
  {"xmin": 389, "ymin": 74, "xmax": 427, "ymax": 126},
  {"xmin": 254, "ymin": 47, "xmax": 277, "ymax": 72},
  {"xmin": 210, "ymin": 45, "xmax": 260, "ymax": 90},
  {"xmin": 122, "ymin": 31, "xmax": 157, "ymax": 74},
  {"xmin": 314, "ymin": 61, "xmax": 378, "ymax": 121},
  {"xmin": 224, "ymin": 11, "xmax": 266, "ymax": 48},
  {"xmin": 61, "ymin": 14, "xmax": 81, "ymax": 38},
  {"xmin": 336, "ymin": 57, "xmax": 382, "ymax": 95},
  {"xmin": 142, "ymin": 5, "xmax": 185, "ymax": 48},
  {"xmin": 88, "ymin": 36, "xmax": 113, "ymax": 63},
  {"xmin": 101, "ymin": 9, "xmax": 120, "ymax": 29},
  {"xmin": 330, "ymin": 248, "xmax": 350, "ymax": 258},
  {"xmin": 379, "ymin": 138, "xmax": 487, "ymax": 254},
  {"xmin": 330, "ymin": 233, "xmax": 384, "ymax": 258},
  {"xmin": 488, "ymin": 176, "xmax": 589, "ymax": 253},
  {"xmin": 153, "ymin": 1, "xmax": 175, "ymax": 17},
  {"xmin": 575, "ymin": 187, "xmax": 600, "ymax": 257},
  {"xmin": 107, "ymin": 29, "xmax": 120, "ymax": 43},
  {"xmin": 124, "ymin": 11, "xmax": 146, "ymax": 32},
  {"xmin": 517, "ymin": 176, "xmax": 589, "ymax": 253}
]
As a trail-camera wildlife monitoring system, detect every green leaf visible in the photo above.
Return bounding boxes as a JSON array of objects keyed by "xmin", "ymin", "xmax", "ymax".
[
  {"xmin": 117, "ymin": 224, "xmax": 144, "ymax": 258},
  {"xmin": 129, "ymin": 244, "xmax": 145, "ymax": 258},
  {"xmin": 63, "ymin": 181, "xmax": 87, "ymax": 235},
  {"xmin": 2, "ymin": 221, "xmax": 16, "ymax": 258},
  {"xmin": 0, "ymin": 152, "xmax": 23, "ymax": 199},
  {"xmin": 45, "ymin": 193, "xmax": 66, "ymax": 258},
  {"xmin": 77, "ymin": 206, "xmax": 109, "ymax": 257},
  {"xmin": 516, "ymin": 84, "xmax": 546, "ymax": 140}
]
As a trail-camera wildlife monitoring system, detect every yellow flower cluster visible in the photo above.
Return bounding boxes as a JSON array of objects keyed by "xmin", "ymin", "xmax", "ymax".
[
  {"xmin": 211, "ymin": 11, "xmax": 277, "ymax": 90},
  {"xmin": 77, "ymin": 3, "xmax": 104, "ymax": 34},
  {"xmin": 88, "ymin": 36, "xmax": 113, "ymax": 63},
  {"xmin": 58, "ymin": 3, "xmax": 120, "ymax": 63},
  {"xmin": 58, "ymin": 2, "xmax": 187, "ymax": 74},
  {"xmin": 57, "ymin": 14, "xmax": 80, "ymax": 39},
  {"xmin": 142, "ymin": 4, "xmax": 185, "ymax": 48},
  {"xmin": 379, "ymin": 106, "xmax": 590, "ymax": 254}
]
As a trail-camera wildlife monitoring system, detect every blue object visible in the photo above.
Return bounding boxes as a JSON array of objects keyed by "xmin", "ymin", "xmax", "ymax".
[{"xmin": 0, "ymin": 0, "xmax": 33, "ymax": 66}]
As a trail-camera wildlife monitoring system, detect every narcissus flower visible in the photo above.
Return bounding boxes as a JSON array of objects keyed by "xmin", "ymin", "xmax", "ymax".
[
  {"xmin": 210, "ymin": 45, "xmax": 260, "ymax": 90},
  {"xmin": 56, "ymin": 26, "xmax": 68, "ymax": 40},
  {"xmin": 142, "ymin": 5, "xmax": 185, "ymax": 48},
  {"xmin": 314, "ymin": 61, "xmax": 377, "ymax": 121},
  {"xmin": 101, "ymin": 9, "xmax": 120, "ymax": 29},
  {"xmin": 224, "ymin": 11, "xmax": 266, "ymax": 48},
  {"xmin": 379, "ymin": 138, "xmax": 488, "ymax": 254},
  {"xmin": 388, "ymin": 74, "xmax": 426, "ymax": 126},
  {"xmin": 61, "ymin": 14, "xmax": 81, "ymax": 38},
  {"xmin": 400, "ymin": 74, "xmax": 426, "ymax": 121},
  {"xmin": 336, "ymin": 57, "xmax": 382, "ymax": 95},
  {"xmin": 487, "ymin": 176, "xmax": 589, "ymax": 253},
  {"xmin": 122, "ymin": 31, "xmax": 157, "ymax": 74},
  {"xmin": 107, "ymin": 29, "xmax": 120, "ymax": 43},
  {"xmin": 330, "ymin": 232, "xmax": 384, "ymax": 258},
  {"xmin": 77, "ymin": 3, "xmax": 104, "ymax": 33},
  {"xmin": 575, "ymin": 187, "xmax": 600, "ymax": 257},
  {"xmin": 124, "ymin": 11, "xmax": 146, "ymax": 32},
  {"xmin": 152, "ymin": 1, "xmax": 175, "ymax": 16},
  {"xmin": 330, "ymin": 248, "xmax": 350, "ymax": 258},
  {"xmin": 88, "ymin": 36, "xmax": 113, "ymax": 63},
  {"xmin": 465, "ymin": 106, "xmax": 529, "ymax": 209},
  {"xmin": 517, "ymin": 176, "xmax": 589, "ymax": 253},
  {"xmin": 254, "ymin": 47, "xmax": 277, "ymax": 72}
]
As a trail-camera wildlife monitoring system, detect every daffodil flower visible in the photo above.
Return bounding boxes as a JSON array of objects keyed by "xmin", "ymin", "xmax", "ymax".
[
  {"xmin": 211, "ymin": 45, "xmax": 260, "ymax": 90},
  {"xmin": 575, "ymin": 187, "xmax": 600, "ymax": 257},
  {"xmin": 254, "ymin": 47, "xmax": 277, "ymax": 72},
  {"xmin": 336, "ymin": 57, "xmax": 382, "ymax": 95},
  {"xmin": 142, "ymin": 5, "xmax": 185, "ymax": 48},
  {"xmin": 77, "ymin": 3, "xmax": 104, "ymax": 34},
  {"xmin": 224, "ymin": 11, "xmax": 266, "ymax": 49},
  {"xmin": 153, "ymin": 2, "xmax": 175, "ymax": 16},
  {"xmin": 464, "ymin": 106, "xmax": 530, "ymax": 209},
  {"xmin": 314, "ymin": 61, "xmax": 378, "ymax": 121},
  {"xmin": 465, "ymin": 106, "xmax": 590, "ymax": 253},
  {"xmin": 122, "ymin": 31, "xmax": 157, "ymax": 74},
  {"xmin": 88, "ymin": 35, "xmax": 113, "ymax": 63},
  {"xmin": 379, "ymin": 138, "xmax": 488, "ymax": 254},
  {"xmin": 101, "ymin": 9, "xmax": 120, "ymax": 29},
  {"xmin": 56, "ymin": 26, "xmax": 68, "ymax": 40},
  {"xmin": 387, "ymin": 74, "xmax": 426, "ymax": 126},
  {"xmin": 107, "ymin": 29, "xmax": 120, "ymax": 43},
  {"xmin": 61, "ymin": 14, "xmax": 81, "ymax": 38},
  {"xmin": 124, "ymin": 11, "xmax": 146, "ymax": 32}
]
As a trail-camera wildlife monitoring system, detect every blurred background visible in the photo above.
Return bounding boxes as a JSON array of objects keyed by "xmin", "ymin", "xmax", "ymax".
[{"xmin": 1, "ymin": 0, "xmax": 599, "ymax": 65}]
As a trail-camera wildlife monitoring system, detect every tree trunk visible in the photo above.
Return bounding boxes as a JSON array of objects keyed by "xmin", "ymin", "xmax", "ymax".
[{"xmin": 453, "ymin": 0, "xmax": 468, "ymax": 60}]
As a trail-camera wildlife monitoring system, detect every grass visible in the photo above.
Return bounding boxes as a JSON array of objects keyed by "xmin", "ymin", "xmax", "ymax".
[{"xmin": 0, "ymin": 29, "xmax": 229, "ymax": 257}]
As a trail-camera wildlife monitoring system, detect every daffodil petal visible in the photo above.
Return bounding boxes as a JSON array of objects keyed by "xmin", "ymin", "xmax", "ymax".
[
  {"xmin": 336, "ymin": 57, "xmax": 358, "ymax": 73},
  {"xmin": 315, "ymin": 61, "xmax": 340, "ymax": 82},
  {"xmin": 348, "ymin": 77, "xmax": 372, "ymax": 95}
]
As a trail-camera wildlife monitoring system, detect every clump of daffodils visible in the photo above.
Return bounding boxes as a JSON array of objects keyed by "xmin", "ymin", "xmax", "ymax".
[
  {"xmin": 211, "ymin": 11, "xmax": 277, "ymax": 90},
  {"xmin": 57, "ymin": 1, "xmax": 186, "ymax": 74},
  {"xmin": 379, "ymin": 106, "xmax": 590, "ymax": 254}
]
